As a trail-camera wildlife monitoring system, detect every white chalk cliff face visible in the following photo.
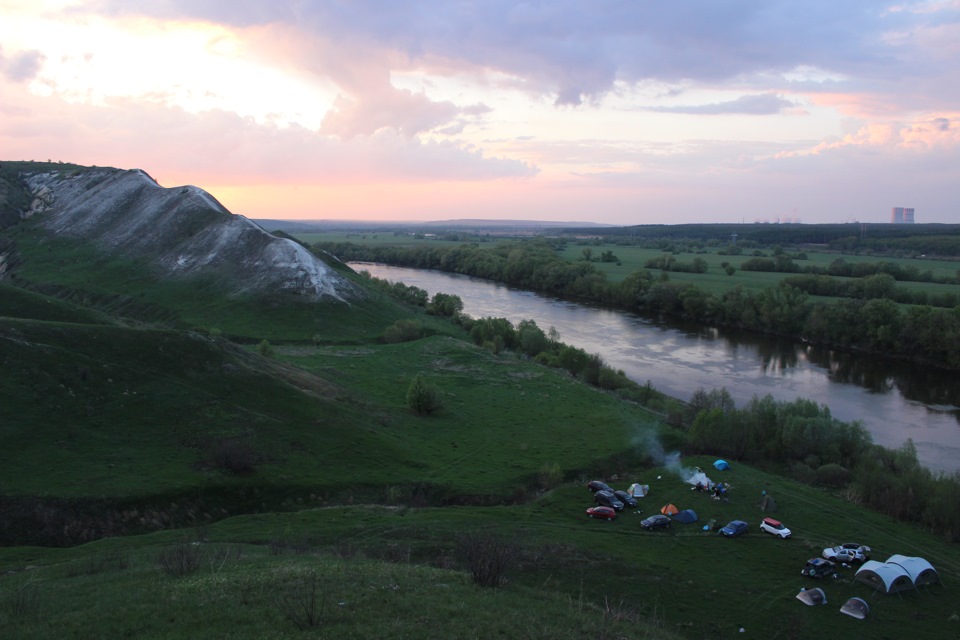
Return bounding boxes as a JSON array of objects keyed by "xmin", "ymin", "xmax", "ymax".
[{"xmin": 23, "ymin": 167, "xmax": 360, "ymax": 301}]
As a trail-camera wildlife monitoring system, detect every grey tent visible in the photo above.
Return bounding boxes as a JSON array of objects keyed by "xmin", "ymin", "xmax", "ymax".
[
  {"xmin": 674, "ymin": 509, "xmax": 698, "ymax": 524},
  {"xmin": 839, "ymin": 597, "xmax": 869, "ymax": 620},
  {"xmin": 854, "ymin": 560, "xmax": 914, "ymax": 595},
  {"xmin": 795, "ymin": 588, "xmax": 827, "ymax": 606},
  {"xmin": 758, "ymin": 494, "xmax": 778, "ymax": 512},
  {"xmin": 886, "ymin": 555, "xmax": 940, "ymax": 587},
  {"xmin": 628, "ymin": 483, "xmax": 649, "ymax": 498}
]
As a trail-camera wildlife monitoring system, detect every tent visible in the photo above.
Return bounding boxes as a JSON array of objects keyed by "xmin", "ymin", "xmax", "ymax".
[
  {"xmin": 628, "ymin": 483, "xmax": 649, "ymax": 498},
  {"xmin": 839, "ymin": 597, "xmax": 869, "ymax": 620},
  {"xmin": 795, "ymin": 587, "xmax": 827, "ymax": 606},
  {"xmin": 687, "ymin": 471, "xmax": 713, "ymax": 490},
  {"xmin": 660, "ymin": 503, "xmax": 679, "ymax": 516},
  {"xmin": 854, "ymin": 560, "xmax": 914, "ymax": 595},
  {"xmin": 674, "ymin": 509, "xmax": 698, "ymax": 524},
  {"xmin": 713, "ymin": 459, "xmax": 730, "ymax": 471},
  {"xmin": 758, "ymin": 494, "xmax": 778, "ymax": 512},
  {"xmin": 885, "ymin": 555, "xmax": 939, "ymax": 587}
]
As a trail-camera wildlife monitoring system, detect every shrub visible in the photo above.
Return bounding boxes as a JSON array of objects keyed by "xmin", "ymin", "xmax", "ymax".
[
  {"xmin": 457, "ymin": 530, "xmax": 518, "ymax": 587},
  {"xmin": 256, "ymin": 340, "xmax": 273, "ymax": 357},
  {"xmin": 3, "ymin": 578, "xmax": 42, "ymax": 623},
  {"xmin": 406, "ymin": 374, "xmax": 441, "ymax": 415},
  {"xmin": 815, "ymin": 463, "xmax": 852, "ymax": 488},
  {"xmin": 537, "ymin": 462, "xmax": 562, "ymax": 491},
  {"xmin": 274, "ymin": 570, "xmax": 328, "ymax": 630},
  {"xmin": 383, "ymin": 319, "xmax": 424, "ymax": 343},
  {"xmin": 157, "ymin": 541, "xmax": 204, "ymax": 577}
]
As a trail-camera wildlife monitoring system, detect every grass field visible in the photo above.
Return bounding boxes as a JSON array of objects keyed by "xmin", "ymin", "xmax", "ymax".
[
  {"xmin": 297, "ymin": 231, "xmax": 960, "ymax": 300},
  {"xmin": 3, "ymin": 224, "xmax": 959, "ymax": 639},
  {"xmin": 3, "ymin": 457, "xmax": 957, "ymax": 639}
]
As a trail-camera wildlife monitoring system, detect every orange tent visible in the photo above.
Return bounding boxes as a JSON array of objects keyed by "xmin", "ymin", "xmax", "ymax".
[{"xmin": 660, "ymin": 503, "xmax": 679, "ymax": 516}]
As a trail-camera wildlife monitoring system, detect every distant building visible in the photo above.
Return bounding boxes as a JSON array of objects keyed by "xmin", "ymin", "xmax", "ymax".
[{"xmin": 891, "ymin": 207, "xmax": 915, "ymax": 224}]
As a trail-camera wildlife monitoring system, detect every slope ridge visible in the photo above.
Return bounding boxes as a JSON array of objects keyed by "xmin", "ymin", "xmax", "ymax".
[{"xmin": 20, "ymin": 166, "xmax": 359, "ymax": 301}]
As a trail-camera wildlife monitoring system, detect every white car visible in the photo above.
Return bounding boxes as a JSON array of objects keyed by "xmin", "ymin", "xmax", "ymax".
[
  {"xmin": 759, "ymin": 517, "xmax": 791, "ymax": 539},
  {"xmin": 823, "ymin": 543, "xmax": 871, "ymax": 563}
]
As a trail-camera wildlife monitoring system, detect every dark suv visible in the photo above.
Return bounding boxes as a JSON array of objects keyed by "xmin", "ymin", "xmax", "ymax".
[{"xmin": 594, "ymin": 490, "xmax": 625, "ymax": 511}]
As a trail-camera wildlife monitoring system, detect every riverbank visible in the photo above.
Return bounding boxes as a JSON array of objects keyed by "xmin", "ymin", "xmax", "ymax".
[{"xmin": 349, "ymin": 262, "xmax": 960, "ymax": 475}]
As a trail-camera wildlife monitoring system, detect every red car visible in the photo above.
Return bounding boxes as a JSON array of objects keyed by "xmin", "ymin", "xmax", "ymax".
[{"xmin": 586, "ymin": 506, "xmax": 617, "ymax": 521}]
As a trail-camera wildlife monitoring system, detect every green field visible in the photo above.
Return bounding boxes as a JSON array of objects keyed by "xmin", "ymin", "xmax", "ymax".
[{"xmin": 2, "ymin": 222, "xmax": 959, "ymax": 639}]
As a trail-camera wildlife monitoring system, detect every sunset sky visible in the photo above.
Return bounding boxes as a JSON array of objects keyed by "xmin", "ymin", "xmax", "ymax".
[{"xmin": 1, "ymin": 1, "xmax": 958, "ymax": 225}]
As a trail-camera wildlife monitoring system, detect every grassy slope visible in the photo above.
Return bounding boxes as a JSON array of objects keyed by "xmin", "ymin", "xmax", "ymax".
[{"xmin": 2, "ymin": 222, "xmax": 958, "ymax": 638}]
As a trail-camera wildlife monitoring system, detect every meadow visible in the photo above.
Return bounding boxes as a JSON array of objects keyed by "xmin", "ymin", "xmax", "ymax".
[{"xmin": 2, "ymin": 225, "xmax": 959, "ymax": 639}]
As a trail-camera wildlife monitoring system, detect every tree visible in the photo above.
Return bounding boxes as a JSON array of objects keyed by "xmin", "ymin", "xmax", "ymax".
[{"xmin": 406, "ymin": 374, "xmax": 441, "ymax": 415}]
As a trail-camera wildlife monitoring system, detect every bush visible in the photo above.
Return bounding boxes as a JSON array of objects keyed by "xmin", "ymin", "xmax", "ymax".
[
  {"xmin": 406, "ymin": 374, "xmax": 441, "ymax": 415},
  {"xmin": 256, "ymin": 340, "xmax": 273, "ymax": 357},
  {"xmin": 383, "ymin": 319, "xmax": 424, "ymax": 343},
  {"xmin": 457, "ymin": 530, "xmax": 518, "ymax": 587},
  {"xmin": 157, "ymin": 541, "xmax": 204, "ymax": 577},
  {"xmin": 274, "ymin": 570, "xmax": 328, "ymax": 630},
  {"xmin": 537, "ymin": 462, "xmax": 562, "ymax": 491},
  {"xmin": 815, "ymin": 463, "xmax": 852, "ymax": 488}
]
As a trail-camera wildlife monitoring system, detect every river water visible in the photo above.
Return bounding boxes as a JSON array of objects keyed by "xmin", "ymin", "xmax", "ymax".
[{"xmin": 351, "ymin": 262, "xmax": 960, "ymax": 474}]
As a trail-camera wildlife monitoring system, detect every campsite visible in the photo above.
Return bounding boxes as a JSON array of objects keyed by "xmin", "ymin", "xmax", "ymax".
[{"xmin": 571, "ymin": 457, "xmax": 954, "ymax": 637}]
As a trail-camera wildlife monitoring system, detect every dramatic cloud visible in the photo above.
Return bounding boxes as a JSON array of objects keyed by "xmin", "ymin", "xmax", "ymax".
[{"xmin": 1, "ymin": 1, "xmax": 958, "ymax": 222}]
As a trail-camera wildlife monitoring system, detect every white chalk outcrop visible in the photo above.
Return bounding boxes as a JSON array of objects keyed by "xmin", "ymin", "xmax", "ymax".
[{"xmin": 22, "ymin": 167, "xmax": 359, "ymax": 301}]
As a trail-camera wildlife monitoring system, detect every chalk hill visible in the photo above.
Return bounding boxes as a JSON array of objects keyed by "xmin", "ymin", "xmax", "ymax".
[{"xmin": 9, "ymin": 164, "xmax": 359, "ymax": 301}]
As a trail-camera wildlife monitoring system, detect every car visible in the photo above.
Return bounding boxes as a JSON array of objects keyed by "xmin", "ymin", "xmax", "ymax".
[
  {"xmin": 801, "ymin": 558, "xmax": 837, "ymax": 579},
  {"xmin": 586, "ymin": 506, "xmax": 617, "ymax": 521},
  {"xmin": 594, "ymin": 490, "xmax": 625, "ymax": 511},
  {"xmin": 719, "ymin": 520, "xmax": 748, "ymax": 537},
  {"xmin": 587, "ymin": 480, "xmax": 614, "ymax": 493},
  {"xmin": 759, "ymin": 517, "xmax": 791, "ymax": 539},
  {"xmin": 823, "ymin": 543, "xmax": 871, "ymax": 563},
  {"xmin": 640, "ymin": 514, "xmax": 672, "ymax": 530},
  {"xmin": 613, "ymin": 490, "xmax": 638, "ymax": 509}
]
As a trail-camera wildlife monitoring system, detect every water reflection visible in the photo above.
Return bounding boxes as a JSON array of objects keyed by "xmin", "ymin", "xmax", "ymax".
[{"xmin": 350, "ymin": 262, "xmax": 960, "ymax": 473}]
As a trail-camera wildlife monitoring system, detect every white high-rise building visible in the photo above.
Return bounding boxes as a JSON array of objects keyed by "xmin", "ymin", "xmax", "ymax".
[{"xmin": 891, "ymin": 207, "xmax": 915, "ymax": 223}]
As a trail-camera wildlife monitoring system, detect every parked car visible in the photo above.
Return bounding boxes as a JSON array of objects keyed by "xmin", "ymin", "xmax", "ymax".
[
  {"xmin": 613, "ymin": 490, "xmax": 638, "ymax": 509},
  {"xmin": 586, "ymin": 506, "xmax": 617, "ymax": 521},
  {"xmin": 640, "ymin": 514, "xmax": 672, "ymax": 530},
  {"xmin": 801, "ymin": 558, "xmax": 837, "ymax": 579},
  {"xmin": 587, "ymin": 480, "xmax": 614, "ymax": 493},
  {"xmin": 823, "ymin": 543, "xmax": 871, "ymax": 563},
  {"xmin": 719, "ymin": 520, "xmax": 748, "ymax": 537},
  {"xmin": 759, "ymin": 517, "xmax": 791, "ymax": 539},
  {"xmin": 594, "ymin": 490, "xmax": 625, "ymax": 511}
]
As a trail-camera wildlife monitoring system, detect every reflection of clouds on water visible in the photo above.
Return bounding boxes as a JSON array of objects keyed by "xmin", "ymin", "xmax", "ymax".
[{"xmin": 351, "ymin": 262, "xmax": 960, "ymax": 473}]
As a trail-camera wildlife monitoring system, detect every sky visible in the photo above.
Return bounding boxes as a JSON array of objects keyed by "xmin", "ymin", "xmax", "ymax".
[{"xmin": 1, "ymin": 1, "xmax": 958, "ymax": 225}]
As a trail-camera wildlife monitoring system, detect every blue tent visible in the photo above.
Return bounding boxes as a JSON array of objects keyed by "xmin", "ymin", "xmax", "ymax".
[
  {"xmin": 674, "ymin": 509, "xmax": 698, "ymax": 524},
  {"xmin": 713, "ymin": 459, "xmax": 731, "ymax": 471}
]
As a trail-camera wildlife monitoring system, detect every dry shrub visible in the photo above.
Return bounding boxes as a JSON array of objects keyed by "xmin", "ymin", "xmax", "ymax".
[
  {"xmin": 274, "ymin": 570, "xmax": 329, "ymax": 630},
  {"xmin": 157, "ymin": 541, "xmax": 204, "ymax": 577},
  {"xmin": 457, "ymin": 530, "xmax": 518, "ymax": 588}
]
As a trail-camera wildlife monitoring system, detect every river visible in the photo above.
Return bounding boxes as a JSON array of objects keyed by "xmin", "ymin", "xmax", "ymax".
[{"xmin": 351, "ymin": 262, "xmax": 960, "ymax": 474}]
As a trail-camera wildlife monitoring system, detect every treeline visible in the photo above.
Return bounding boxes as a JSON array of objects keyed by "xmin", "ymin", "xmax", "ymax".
[
  {"xmin": 323, "ymin": 240, "xmax": 960, "ymax": 369},
  {"xmin": 741, "ymin": 255, "xmax": 957, "ymax": 285},
  {"xmin": 684, "ymin": 389, "xmax": 960, "ymax": 542},
  {"xmin": 782, "ymin": 273, "xmax": 959, "ymax": 308},
  {"xmin": 564, "ymin": 222, "xmax": 960, "ymax": 256}
]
